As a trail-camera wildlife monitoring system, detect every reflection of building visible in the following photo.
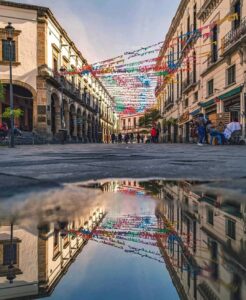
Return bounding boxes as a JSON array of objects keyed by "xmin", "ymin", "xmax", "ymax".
[
  {"xmin": 0, "ymin": 1, "xmax": 115, "ymax": 143},
  {"xmin": 0, "ymin": 206, "xmax": 105, "ymax": 299},
  {"xmin": 156, "ymin": 0, "xmax": 246, "ymax": 143},
  {"xmin": 155, "ymin": 180, "xmax": 246, "ymax": 300},
  {"xmin": 101, "ymin": 180, "xmax": 145, "ymax": 195}
]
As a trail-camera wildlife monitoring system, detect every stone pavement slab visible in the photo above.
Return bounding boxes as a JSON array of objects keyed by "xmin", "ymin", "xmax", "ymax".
[{"xmin": 0, "ymin": 143, "xmax": 245, "ymax": 197}]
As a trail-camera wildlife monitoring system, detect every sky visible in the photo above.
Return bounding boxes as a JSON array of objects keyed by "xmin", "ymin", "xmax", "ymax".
[{"xmin": 12, "ymin": 0, "xmax": 180, "ymax": 64}]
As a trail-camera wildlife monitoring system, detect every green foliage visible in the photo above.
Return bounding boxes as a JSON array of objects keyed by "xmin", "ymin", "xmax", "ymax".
[
  {"xmin": 139, "ymin": 108, "xmax": 161, "ymax": 128},
  {"xmin": 0, "ymin": 81, "xmax": 4, "ymax": 101},
  {"xmin": 2, "ymin": 107, "xmax": 24, "ymax": 119}
]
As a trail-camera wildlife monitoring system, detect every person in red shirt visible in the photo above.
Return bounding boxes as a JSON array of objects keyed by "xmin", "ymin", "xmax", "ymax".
[{"xmin": 151, "ymin": 127, "xmax": 157, "ymax": 143}]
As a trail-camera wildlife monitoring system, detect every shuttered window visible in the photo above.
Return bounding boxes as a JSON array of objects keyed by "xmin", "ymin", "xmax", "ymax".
[{"xmin": 2, "ymin": 40, "xmax": 16, "ymax": 61}]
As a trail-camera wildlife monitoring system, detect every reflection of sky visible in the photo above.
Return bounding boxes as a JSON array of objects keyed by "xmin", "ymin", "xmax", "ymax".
[{"xmin": 47, "ymin": 192, "xmax": 179, "ymax": 300}]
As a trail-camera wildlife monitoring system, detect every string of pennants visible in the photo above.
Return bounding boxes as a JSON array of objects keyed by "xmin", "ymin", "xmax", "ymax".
[{"xmin": 57, "ymin": 13, "xmax": 238, "ymax": 115}]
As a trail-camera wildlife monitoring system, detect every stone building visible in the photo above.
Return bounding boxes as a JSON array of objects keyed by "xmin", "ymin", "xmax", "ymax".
[
  {"xmin": 119, "ymin": 113, "xmax": 147, "ymax": 136},
  {"xmin": 156, "ymin": 0, "xmax": 246, "ymax": 143},
  {"xmin": 0, "ymin": 0, "xmax": 116, "ymax": 143}
]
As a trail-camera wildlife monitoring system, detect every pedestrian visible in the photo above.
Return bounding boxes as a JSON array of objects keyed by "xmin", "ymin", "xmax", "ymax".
[
  {"xmin": 141, "ymin": 135, "xmax": 144, "ymax": 143},
  {"xmin": 124, "ymin": 133, "xmax": 129, "ymax": 144},
  {"xmin": 0, "ymin": 122, "xmax": 8, "ymax": 140},
  {"xmin": 156, "ymin": 127, "xmax": 160, "ymax": 143},
  {"xmin": 196, "ymin": 114, "xmax": 206, "ymax": 146},
  {"xmin": 137, "ymin": 133, "xmax": 141, "ymax": 144},
  {"xmin": 190, "ymin": 120, "xmax": 198, "ymax": 143},
  {"xmin": 118, "ymin": 133, "xmax": 122, "ymax": 143},
  {"xmin": 111, "ymin": 133, "xmax": 116, "ymax": 144},
  {"xmin": 151, "ymin": 126, "xmax": 157, "ymax": 143},
  {"xmin": 207, "ymin": 120, "xmax": 222, "ymax": 145},
  {"xmin": 130, "ymin": 132, "xmax": 134, "ymax": 144}
]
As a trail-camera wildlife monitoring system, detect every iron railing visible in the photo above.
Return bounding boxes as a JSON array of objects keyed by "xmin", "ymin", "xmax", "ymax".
[{"xmin": 222, "ymin": 17, "xmax": 246, "ymax": 53}]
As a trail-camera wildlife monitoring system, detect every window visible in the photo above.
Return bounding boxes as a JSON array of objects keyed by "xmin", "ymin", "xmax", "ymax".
[
  {"xmin": 53, "ymin": 57, "xmax": 58, "ymax": 73},
  {"xmin": 207, "ymin": 79, "xmax": 214, "ymax": 96},
  {"xmin": 2, "ymin": 40, "xmax": 16, "ymax": 61},
  {"xmin": 193, "ymin": 51, "xmax": 196, "ymax": 83},
  {"xmin": 226, "ymin": 218, "xmax": 236, "ymax": 239},
  {"xmin": 187, "ymin": 61, "xmax": 190, "ymax": 85},
  {"xmin": 184, "ymin": 98, "xmax": 188, "ymax": 108},
  {"xmin": 193, "ymin": 4, "xmax": 197, "ymax": 31},
  {"xmin": 211, "ymin": 25, "xmax": 218, "ymax": 63},
  {"xmin": 187, "ymin": 16, "xmax": 190, "ymax": 40},
  {"xmin": 3, "ymin": 244, "xmax": 17, "ymax": 265},
  {"xmin": 227, "ymin": 65, "xmax": 236, "ymax": 85},
  {"xmin": 53, "ymin": 228, "xmax": 59, "ymax": 256},
  {"xmin": 134, "ymin": 117, "xmax": 136, "ymax": 128},
  {"xmin": 194, "ymin": 91, "xmax": 198, "ymax": 103},
  {"xmin": 206, "ymin": 207, "xmax": 214, "ymax": 225},
  {"xmin": 234, "ymin": 1, "xmax": 241, "ymax": 29}
]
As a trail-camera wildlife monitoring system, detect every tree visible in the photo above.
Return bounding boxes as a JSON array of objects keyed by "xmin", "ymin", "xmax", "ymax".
[
  {"xmin": 2, "ymin": 107, "xmax": 24, "ymax": 119},
  {"xmin": 0, "ymin": 81, "xmax": 4, "ymax": 101},
  {"xmin": 139, "ymin": 108, "xmax": 161, "ymax": 128}
]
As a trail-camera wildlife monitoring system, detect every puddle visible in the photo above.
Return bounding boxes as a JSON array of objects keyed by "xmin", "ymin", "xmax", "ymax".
[{"xmin": 0, "ymin": 180, "xmax": 245, "ymax": 300}]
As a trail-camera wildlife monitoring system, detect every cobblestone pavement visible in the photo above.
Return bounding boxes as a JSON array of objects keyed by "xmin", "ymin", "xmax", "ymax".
[{"xmin": 0, "ymin": 143, "xmax": 246, "ymax": 197}]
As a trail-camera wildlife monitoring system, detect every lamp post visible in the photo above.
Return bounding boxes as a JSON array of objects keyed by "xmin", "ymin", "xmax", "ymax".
[
  {"xmin": 7, "ymin": 222, "xmax": 16, "ymax": 284},
  {"xmin": 5, "ymin": 22, "xmax": 15, "ymax": 148}
]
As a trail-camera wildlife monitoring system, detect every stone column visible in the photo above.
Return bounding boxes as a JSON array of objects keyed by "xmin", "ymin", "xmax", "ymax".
[
  {"xmin": 55, "ymin": 105, "xmax": 61, "ymax": 134},
  {"xmin": 64, "ymin": 106, "xmax": 70, "ymax": 138},
  {"xmin": 72, "ymin": 113, "xmax": 77, "ymax": 139}
]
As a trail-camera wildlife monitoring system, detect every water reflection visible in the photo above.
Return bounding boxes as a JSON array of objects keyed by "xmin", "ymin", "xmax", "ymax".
[{"xmin": 0, "ymin": 180, "xmax": 245, "ymax": 300}]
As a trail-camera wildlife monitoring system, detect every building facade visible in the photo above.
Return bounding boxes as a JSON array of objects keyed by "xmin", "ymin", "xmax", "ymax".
[
  {"xmin": 156, "ymin": 0, "xmax": 246, "ymax": 143},
  {"xmin": 0, "ymin": 1, "xmax": 117, "ymax": 143},
  {"xmin": 119, "ymin": 113, "xmax": 146, "ymax": 136}
]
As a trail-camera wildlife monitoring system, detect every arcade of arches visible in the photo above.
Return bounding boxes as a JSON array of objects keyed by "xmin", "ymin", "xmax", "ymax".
[{"xmin": 0, "ymin": 82, "xmax": 113, "ymax": 143}]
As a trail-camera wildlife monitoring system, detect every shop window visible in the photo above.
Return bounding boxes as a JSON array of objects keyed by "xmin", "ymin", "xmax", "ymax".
[
  {"xmin": 206, "ymin": 207, "xmax": 214, "ymax": 225},
  {"xmin": 207, "ymin": 79, "xmax": 214, "ymax": 96},
  {"xmin": 2, "ymin": 40, "xmax": 16, "ymax": 61},
  {"xmin": 227, "ymin": 65, "xmax": 236, "ymax": 86},
  {"xmin": 226, "ymin": 218, "xmax": 236, "ymax": 239}
]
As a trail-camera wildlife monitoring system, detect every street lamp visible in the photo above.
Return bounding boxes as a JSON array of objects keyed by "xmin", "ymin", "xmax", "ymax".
[
  {"xmin": 6, "ymin": 222, "xmax": 16, "ymax": 284},
  {"xmin": 5, "ymin": 22, "xmax": 15, "ymax": 148}
]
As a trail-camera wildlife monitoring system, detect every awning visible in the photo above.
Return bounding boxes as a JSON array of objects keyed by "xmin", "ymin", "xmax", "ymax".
[
  {"xmin": 219, "ymin": 86, "xmax": 242, "ymax": 100},
  {"xmin": 199, "ymin": 86, "xmax": 243, "ymax": 108},
  {"xmin": 199, "ymin": 99, "xmax": 215, "ymax": 108},
  {"xmin": 190, "ymin": 108, "xmax": 200, "ymax": 116}
]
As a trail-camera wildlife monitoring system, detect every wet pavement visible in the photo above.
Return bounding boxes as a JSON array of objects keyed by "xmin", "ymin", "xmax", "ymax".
[
  {"xmin": 1, "ymin": 144, "xmax": 246, "ymax": 198},
  {"xmin": 0, "ymin": 179, "xmax": 245, "ymax": 300}
]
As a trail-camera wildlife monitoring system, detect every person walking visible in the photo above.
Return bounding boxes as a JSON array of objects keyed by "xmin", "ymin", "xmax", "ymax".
[
  {"xmin": 124, "ymin": 133, "xmax": 129, "ymax": 144},
  {"xmin": 156, "ymin": 127, "xmax": 160, "ymax": 143},
  {"xmin": 118, "ymin": 133, "xmax": 122, "ymax": 143},
  {"xmin": 137, "ymin": 133, "xmax": 141, "ymax": 143},
  {"xmin": 111, "ymin": 133, "xmax": 116, "ymax": 144},
  {"xmin": 141, "ymin": 135, "xmax": 144, "ymax": 143},
  {"xmin": 130, "ymin": 132, "xmax": 134, "ymax": 144},
  {"xmin": 196, "ymin": 114, "xmax": 206, "ymax": 146},
  {"xmin": 151, "ymin": 126, "xmax": 157, "ymax": 143}
]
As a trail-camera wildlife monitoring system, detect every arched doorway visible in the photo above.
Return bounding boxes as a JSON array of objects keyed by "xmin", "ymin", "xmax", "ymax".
[
  {"xmin": 1, "ymin": 84, "xmax": 33, "ymax": 131},
  {"xmin": 51, "ymin": 93, "xmax": 60, "ymax": 135}
]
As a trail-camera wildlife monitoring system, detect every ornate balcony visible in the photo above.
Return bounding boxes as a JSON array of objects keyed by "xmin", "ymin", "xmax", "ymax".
[{"xmin": 221, "ymin": 17, "xmax": 246, "ymax": 55}]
